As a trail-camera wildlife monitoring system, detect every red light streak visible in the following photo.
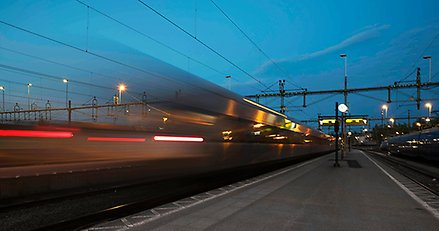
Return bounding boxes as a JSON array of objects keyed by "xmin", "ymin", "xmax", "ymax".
[
  {"xmin": 153, "ymin": 136, "xmax": 204, "ymax": 142},
  {"xmin": 0, "ymin": 130, "xmax": 73, "ymax": 138},
  {"xmin": 87, "ymin": 137, "xmax": 146, "ymax": 142}
]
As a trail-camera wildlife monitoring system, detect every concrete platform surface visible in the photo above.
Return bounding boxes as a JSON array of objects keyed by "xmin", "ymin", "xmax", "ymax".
[{"xmin": 91, "ymin": 150, "xmax": 439, "ymax": 231}]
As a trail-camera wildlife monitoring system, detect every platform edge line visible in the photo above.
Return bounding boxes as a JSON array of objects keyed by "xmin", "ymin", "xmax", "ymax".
[
  {"xmin": 361, "ymin": 151, "xmax": 439, "ymax": 220},
  {"xmin": 110, "ymin": 154, "xmax": 329, "ymax": 231}
]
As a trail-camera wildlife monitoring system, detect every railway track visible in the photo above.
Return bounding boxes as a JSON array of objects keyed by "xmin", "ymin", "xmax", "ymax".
[
  {"xmin": 1, "ymin": 153, "xmax": 327, "ymax": 231},
  {"xmin": 365, "ymin": 150, "xmax": 439, "ymax": 196}
]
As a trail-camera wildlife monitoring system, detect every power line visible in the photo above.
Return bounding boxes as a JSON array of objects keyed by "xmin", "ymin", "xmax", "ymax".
[
  {"xmin": 398, "ymin": 31, "xmax": 439, "ymax": 83},
  {"xmin": 209, "ymin": 0, "xmax": 304, "ymax": 91},
  {"xmin": 0, "ymin": 19, "xmax": 183, "ymax": 93},
  {"xmin": 0, "ymin": 19, "xmax": 248, "ymax": 101},
  {"xmin": 0, "ymin": 63, "xmax": 122, "ymax": 93},
  {"xmin": 0, "ymin": 69, "xmax": 109, "ymax": 101},
  {"xmin": 136, "ymin": 0, "xmax": 269, "ymax": 89},
  {"xmin": 0, "ymin": 46, "xmax": 117, "ymax": 82},
  {"xmin": 75, "ymin": 0, "xmax": 228, "ymax": 78}
]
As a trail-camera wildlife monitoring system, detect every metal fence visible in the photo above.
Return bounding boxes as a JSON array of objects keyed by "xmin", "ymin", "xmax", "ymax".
[{"xmin": 0, "ymin": 99, "xmax": 151, "ymax": 125}]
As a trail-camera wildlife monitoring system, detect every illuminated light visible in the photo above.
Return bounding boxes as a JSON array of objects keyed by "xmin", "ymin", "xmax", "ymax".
[
  {"xmin": 222, "ymin": 130, "xmax": 232, "ymax": 135},
  {"xmin": 425, "ymin": 118, "xmax": 431, "ymax": 122},
  {"xmin": 162, "ymin": 117, "xmax": 168, "ymax": 123},
  {"xmin": 347, "ymin": 132, "xmax": 352, "ymax": 136},
  {"xmin": 243, "ymin": 98, "xmax": 287, "ymax": 118},
  {"xmin": 87, "ymin": 137, "xmax": 146, "ymax": 142},
  {"xmin": 416, "ymin": 122, "xmax": 421, "ymax": 127},
  {"xmin": 273, "ymin": 136, "xmax": 287, "ymax": 140},
  {"xmin": 118, "ymin": 84, "xmax": 126, "ymax": 92},
  {"xmin": 304, "ymin": 139, "xmax": 313, "ymax": 143},
  {"xmin": 253, "ymin": 123, "xmax": 264, "ymax": 128},
  {"xmin": 63, "ymin": 79, "xmax": 68, "ymax": 83},
  {"xmin": 425, "ymin": 103, "xmax": 432, "ymax": 109},
  {"xmin": 338, "ymin": 104, "xmax": 348, "ymax": 113},
  {"xmin": 153, "ymin": 136, "xmax": 204, "ymax": 142},
  {"xmin": 382, "ymin": 105, "xmax": 388, "ymax": 110},
  {"xmin": 0, "ymin": 130, "xmax": 73, "ymax": 138}
]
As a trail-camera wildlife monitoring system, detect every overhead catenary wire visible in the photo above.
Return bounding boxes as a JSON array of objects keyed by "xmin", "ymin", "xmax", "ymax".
[
  {"xmin": 398, "ymin": 31, "xmax": 439, "ymax": 83},
  {"xmin": 75, "ymin": 0, "xmax": 228, "ymax": 78},
  {"xmin": 209, "ymin": 0, "xmax": 304, "ymax": 91},
  {"xmin": 0, "ymin": 19, "xmax": 254, "ymax": 103},
  {"xmin": 0, "ymin": 20, "xmax": 193, "ymax": 96},
  {"xmin": 0, "ymin": 46, "xmax": 118, "ymax": 82},
  {"xmin": 136, "ymin": 0, "xmax": 269, "ymax": 90},
  {"xmin": 0, "ymin": 69, "xmax": 109, "ymax": 101},
  {"xmin": 0, "ymin": 46, "xmax": 155, "ymax": 94}
]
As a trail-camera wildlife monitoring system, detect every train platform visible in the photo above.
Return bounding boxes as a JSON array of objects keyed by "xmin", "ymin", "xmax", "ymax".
[{"xmin": 89, "ymin": 150, "xmax": 439, "ymax": 231}]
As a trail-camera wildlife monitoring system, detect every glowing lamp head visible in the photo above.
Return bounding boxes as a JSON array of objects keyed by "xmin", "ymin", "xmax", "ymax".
[
  {"xmin": 118, "ymin": 84, "xmax": 126, "ymax": 92},
  {"xmin": 381, "ymin": 105, "xmax": 387, "ymax": 110},
  {"xmin": 28, "ymin": 83, "xmax": 32, "ymax": 87},
  {"xmin": 338, "ymin": 103, "xmax": 348, "ymax": 113},
  {"xmin": 63, "ymin": 79, "xmax": 68, "ymax": 83},
  {"xmin": 426, "ymin": 118, "xmax": 431, "ymax": 122},
  {"xmin": 389, "ymin": 118, "xmax": 394, "ymax": 123},
  {"xmin": 0, "ymin": 86, "xmax": 4, "ymax": 91},
  {"xmin": 425, "ymin": 103, "xmax": 432, "ymax": 109},
  {"xmin": 416, "ymin": 122, "xmax": 421, "ymax": 127}
]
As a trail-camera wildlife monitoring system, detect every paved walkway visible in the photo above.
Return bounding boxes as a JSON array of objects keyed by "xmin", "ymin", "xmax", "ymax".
[{"xmin": 91, "ymin": 150, "xmax": 439, "ymax": 231}]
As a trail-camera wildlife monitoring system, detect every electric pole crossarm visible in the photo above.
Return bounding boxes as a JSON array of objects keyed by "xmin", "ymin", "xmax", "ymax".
[{"xmin": 245, "ymin": 81, "xmax": 439, "ymax": 98}]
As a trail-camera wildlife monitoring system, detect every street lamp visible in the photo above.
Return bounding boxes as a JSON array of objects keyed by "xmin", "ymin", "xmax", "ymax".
[
  {"xmin": 340, "ymin": 54, "xmax": 348, "ymax": 157},
  {"xmin": 389, "ymin": 117, "xmax": 395, "ymax": 126},
  {"xmin": 63, "ymin": 79, "xmax": 69, "ymax": 108},
  {"xmin": 118, "ymin": 84, "xmax": 126, "ymax": 104},
  {"xmin": 27, "ymin": 83, "xmax": 32, "ymax": 110},
  {"xmin": 381, "ymin": 104, "xmax": 388, "ymax": 118},
  {"xmin": 423, "ymin": 56, "xmax": 432, "ymax": 83},
  {"xmin": 425, "ymin": 102, "xmax": 432, "ymax": 118},
  {"xmin": 0, "ymin": 86, "xmax": 4, "ymax": 112}
]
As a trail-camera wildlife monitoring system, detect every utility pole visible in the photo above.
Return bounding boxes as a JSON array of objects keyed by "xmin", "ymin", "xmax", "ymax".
[
  {"xmin": 340, "ymin": 54, "xmax": 348, "ymax": 159},
  {"xmin": 408, "ymin": 110, "xmax": 411, "ymax": 128},
  {"xmin": 334, "ymin": 102, "xmax": 340, "ymax": 167},
  {"xmin": 279, "ymin": 80, "xmax": 286, "ymax": 114},
  {"xmin": 416, "ymin": 67, "xmax": 421, "ymax": 110}
]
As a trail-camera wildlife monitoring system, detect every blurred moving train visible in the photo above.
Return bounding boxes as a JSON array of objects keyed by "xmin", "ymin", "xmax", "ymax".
[
  {"xmin": 382, "ymin": 127, "xmax": 439, "ymax": 161},
  {"xmin": 0, "ymin": 54, "xmax": 334, "ymax": 198}
]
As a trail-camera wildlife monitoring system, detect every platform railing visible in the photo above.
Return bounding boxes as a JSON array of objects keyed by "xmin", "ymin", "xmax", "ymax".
[{"xmin": 0, "ymin": 101, "xmax": 150, "ymax": 124}]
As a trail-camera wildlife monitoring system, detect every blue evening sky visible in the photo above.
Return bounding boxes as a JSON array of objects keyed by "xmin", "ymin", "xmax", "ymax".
[{"xmin": 0, "ymin": 0, "xmax": 438, "ymax": 128}]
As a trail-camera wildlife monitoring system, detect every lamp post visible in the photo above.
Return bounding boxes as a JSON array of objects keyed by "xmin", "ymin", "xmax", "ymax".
[
  {"xmin": 340, "ymin": 54, "xmax": 348, "ymax": 157},
  {"xmin": 0, "ymin": 86, "xmax": 4, "ymax": 112},
  {"xmin": 63, "ymin": 79, "xmax": 69, "ymax": 108},
  {"xmin": 382, "ymin": 104, "xmax": 388, "ymax": 119},
  {"xmin": 118, "ymin": 84, "xmax": 126, "ymax": 104},
  {"xmin": 338, "ymin": 103, "xmax": 349, "ymax": 157},
  {"xmin": 425, "ymin": 102, "xmax": 432, "ymax": 118},
  {"xmin": 423, "ymin": 56, "xmax": 432, "ymax": 83},
  {"xmin": 389, "ymin": 118, "xmax": 395, "ymax": 127},
  {"xmin": 225, "ymin": 75, "xmax": 231, "ymax": 90},
  {"xmin": 27, "ymin": 83, "xmax": 32, "ymax": 110}
]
